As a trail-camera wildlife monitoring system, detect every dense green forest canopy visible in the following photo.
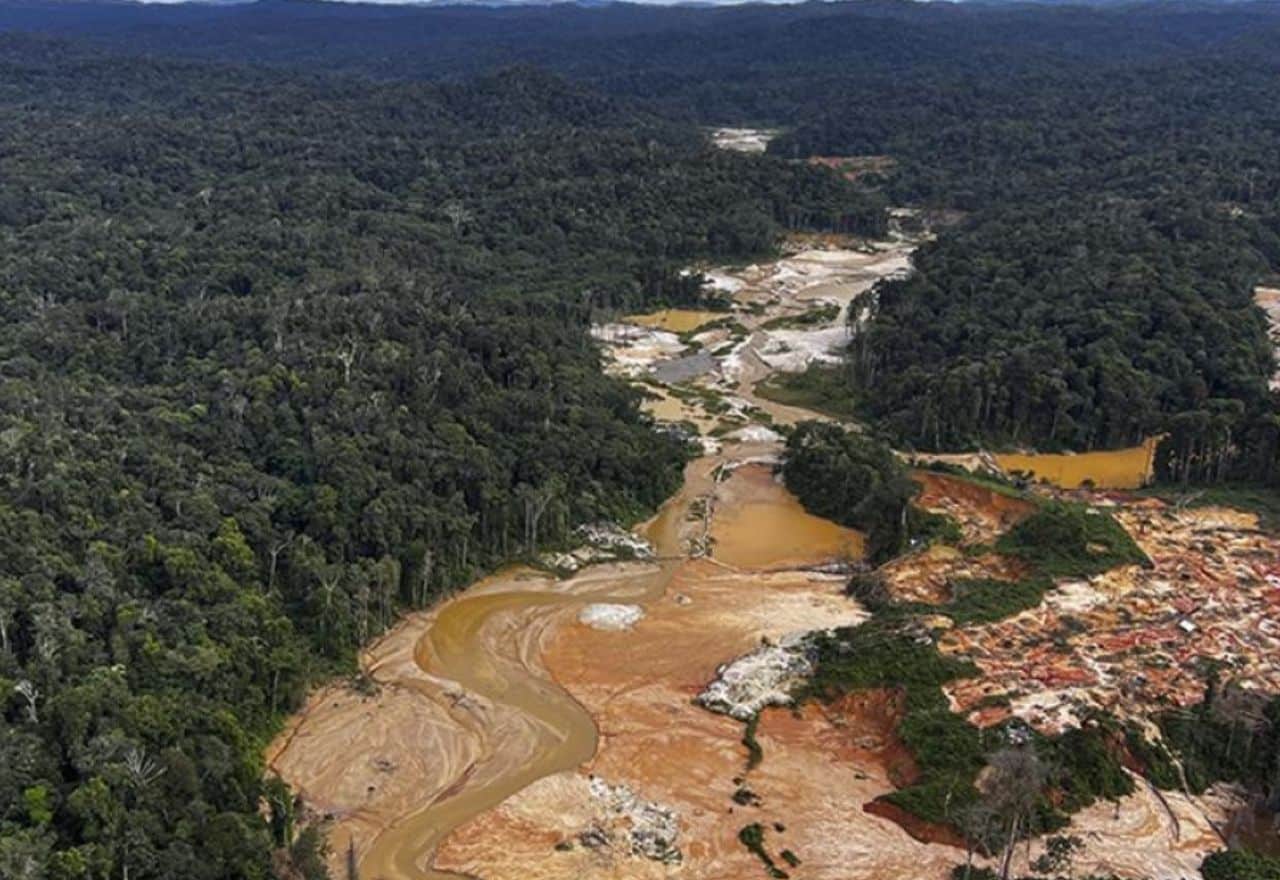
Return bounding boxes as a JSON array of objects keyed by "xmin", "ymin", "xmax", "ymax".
[
  {"xmin": 8, "ymin": 0, "xmax": 1277, "ymax": 474},
  {"xmin": 822, "ymin": 56, "xmax": 1280, "ymax": 476},
  {"xmin": 3, "ymin": 0, "xmax": 1280, "ymax": 122},
  {"xmin": 780, "ymin": 422, "xmax": 919, "ymax": 563},
  {"xmin": 0, "ymin": 37, "xmax": 882, "ymax": 879}
]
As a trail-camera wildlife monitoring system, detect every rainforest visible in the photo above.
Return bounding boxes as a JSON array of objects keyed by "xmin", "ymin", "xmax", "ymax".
[{"xmin": 0, "ymin": 2, "xmax": 1279, "ymax": 880}]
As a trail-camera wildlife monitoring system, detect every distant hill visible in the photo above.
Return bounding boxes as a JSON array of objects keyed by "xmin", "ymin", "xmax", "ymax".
[{"xmin": 2, "ymin": 0, "xmax": 1278, "ymax": 121}]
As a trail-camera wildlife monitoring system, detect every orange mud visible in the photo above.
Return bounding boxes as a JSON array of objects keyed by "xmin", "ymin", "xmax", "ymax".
[
  {"xmin": 864, "ymin": 799, "xmax": 969, "ymax": 849},
  {"xmin": 272, "ymin": 236, "xmax": 1246, "ymax": 880},
  {"xmin": 995, "ymin": 437, "xmax": 1159, "ymax": 490},
  {"xmin": 640, "ymin": 387, "xmax": 721, "ymax": 434},
  {"xmin": 879, "ymin": 544, "xmax": 1029, "ymax": 605},
  {"xmin": 709, "ymin": 462, "xmax": 865, "ymax": 569},
  {"xmin": 759, "ymin": 689, "xmax": 919, "ymax": 788},
  {"xmin": 432, "ymin": 558, "xmax": 969, "ymax": 880},
  {"xmin": 913, "ymin": 470, "xmax": 1036, "ymax": 543}
]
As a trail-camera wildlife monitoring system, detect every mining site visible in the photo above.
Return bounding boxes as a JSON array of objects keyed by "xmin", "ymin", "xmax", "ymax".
[{"xmin": 271, "ymin": 225, "xmax": 1280, "ymax": 880}]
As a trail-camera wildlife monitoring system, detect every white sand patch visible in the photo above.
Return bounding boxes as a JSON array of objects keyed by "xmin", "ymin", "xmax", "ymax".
[
  {"xmin": 708, "ymin": 127, "xmax": 778, "ymax": 154},
  {"xmin": 1004, "ymin": 688, "xmax": 1095, "ymax": 733},
  {"xmin": 730, "ymin": 424, "xmax": 783, "ymax": 444},
  {"xmin": 579, "ymin": 604, "xmax": 645, "ymax": 631},
  {"xmin": 591, "ymin": 323, "xmax": 686, "ymax": 377},
  {"xmin": 717, "ymin": 339, "xmax": 753, "ymax": 384},
  {"xmin": 704, "ymin": 271, "xmax": 744, "ymax": 294},
  {"xmin": 695, "ymin": 632, "xmax": 814, "ymax": 721},
  {"xmin": 1047, "ymin": 579, "xmax": 1111, "ymax": 614},
  {"xmin": 757, "ymin": 325, "xmax": 851, "ymax": 372}
]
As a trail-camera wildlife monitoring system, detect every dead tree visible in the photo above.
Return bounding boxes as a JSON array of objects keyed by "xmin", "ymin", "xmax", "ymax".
[{"xmin": 14, "ymin": 680, "xmax": 39, "ymax": 723}]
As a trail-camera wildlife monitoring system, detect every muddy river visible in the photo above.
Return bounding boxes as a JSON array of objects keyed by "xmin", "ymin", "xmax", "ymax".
[{"xmin": 355, "ymin": 486, "xmax": 691, "ymax": 880}]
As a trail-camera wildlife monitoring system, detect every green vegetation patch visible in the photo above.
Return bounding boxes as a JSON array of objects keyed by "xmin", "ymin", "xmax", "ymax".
[
  {"xmin": 1156, "ymin": 689, "xmax": 1280, "ymax": 794},
  {"xmin": 907, "ymin": 507, "xmax": 964, "ymax": 549},
  {"xmin": 782, "ymin": 422, "xmax": 921, "ymax": 563},
  {"xmin": 738, "ymin": 823, "xmax": 789, "ymax": 879},
  {"xmin": 1123, "ymin": 726, "xmax": 1182, "ymax": 791},
  {"xmin": 897, "ymin": 576, "xmax": 1053, "ymax": 626},
  {"xmin": 1202, "ymin": 850, "xmax": 1280, "ymax": 880},
  {"xmin": 1033, "ymin": 722, "xmax": 1135, "ymax": 814},
  {"xmin": 797, "ymin": 598, "xmax": 1154, "ymax": 835},
  {"xmin": 742, "ymin": 713, "xmax": 764, "ymax": 771},
  {"xmin": 754, "ymin": 365, "xmax": 859, "ymax": 422},
  {"xmin": 795, "ymin": 622, "xmax": 986, "ymax": 825},
  {"xmin": 995, "ymin": 502, "xmax": 1149, "ymax": 578},
  {"xmin": 667, "ymin": 382, "xmax": 731, "ymax": 415},
  {"xmin": 760, "ymin": 303, "xmax": 840, "ymax": 331}
]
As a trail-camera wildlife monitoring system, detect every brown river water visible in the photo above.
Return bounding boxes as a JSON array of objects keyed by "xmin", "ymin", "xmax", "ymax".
[
  {"xmin": 353, "ymin": 467, "xmax": 700, "ymax": 880},
  {"xmin": 995, "ymin": 436, "xmax": 1159, "ymax": 490}
]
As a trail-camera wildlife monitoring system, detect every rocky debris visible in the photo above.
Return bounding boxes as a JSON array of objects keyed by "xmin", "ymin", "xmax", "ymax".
[
  {"xmin": 757, "ymin": 324, "xmax": 850, "ymax": 373},
  {"xmin": 695, "ymin": 632, "xmax": 815, "ymax": 721},
  {"xmin": 730, "ymin": 424, "xmax": 783, "ymax": 445},
  {"xmin": 542, "ymin": 523, "xmax": 654, "ymax": 575},
  {"xmin": 584, "ymin": 776, "xmax": 683, "ymax": 865},
  {"xmin": 941, "ymin": 501, "xmax": 1280, "ymax": 734},
  {"xmin": 578, "ymin": 603, "xmax": 645, "ymax": 632},
  {"xmin": 590, "ymin": 323, "xmax": 686, "ymax": 378},
  {"xmin": 577, "ymin": 826, "xmax": 610, "ymax": 850},
  {"xmin": 579, "ymin": 523, "xmax": 654, "ymax": 558}
]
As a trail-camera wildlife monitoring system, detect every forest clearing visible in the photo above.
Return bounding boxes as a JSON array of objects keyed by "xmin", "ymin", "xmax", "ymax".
[{"xmin": 271, "ymin": 229, "xmax": 1279, "ymax": 879}]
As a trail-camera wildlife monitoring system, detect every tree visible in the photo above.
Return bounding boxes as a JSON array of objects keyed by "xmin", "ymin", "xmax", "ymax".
[{"xmin": 981, "ymin": 746, "xmax": 1048, "ymax": 880}]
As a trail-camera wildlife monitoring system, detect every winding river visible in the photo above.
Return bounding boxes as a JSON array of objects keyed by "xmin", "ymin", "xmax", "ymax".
[{"xmin": 356, "ymin": 470, "xmax": 699, "ymax": 880}]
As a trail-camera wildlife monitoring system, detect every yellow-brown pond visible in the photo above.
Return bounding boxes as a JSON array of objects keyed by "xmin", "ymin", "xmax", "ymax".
[
  {"xmin": 623, "ymin": 308, "xmax": 724, "ymax": 334},
  {"xmin": 709, "ymin": 462, "xmax": 865, "ymax": 568},
  {"xmin": 995, "ymin": 436, "xmax": 1159, "ymax": 490},
  {"xmin": 640, "ymin": 387, "xmax": 720, "ymax": 433}
]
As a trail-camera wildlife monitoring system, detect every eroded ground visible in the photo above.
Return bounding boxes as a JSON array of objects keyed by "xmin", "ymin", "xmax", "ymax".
[
  {"xmin": 942, "ymin": 501, "xmax": 1280, "ymax": 734},
  {"xmin": 708, "ymin": 127, "xmax": 779, "ymax": 154}
]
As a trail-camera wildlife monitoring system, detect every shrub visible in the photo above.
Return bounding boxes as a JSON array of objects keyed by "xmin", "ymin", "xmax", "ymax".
[{"xmin": 995, "ymin": 502, "xmax": 1148, "ymax": 577}]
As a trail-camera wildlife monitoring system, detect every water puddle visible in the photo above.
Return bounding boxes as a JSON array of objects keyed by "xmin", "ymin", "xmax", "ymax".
[
  {"xmin": 710, "ymin": 463, "xmax": 864, "ymax": 569},
  {"xmin": 623, "ymin": 308, "xmax": 724, "ymax": 334},
  {"xmin": 995, "ymin": 436, "xmax": 1158, "ymax": 489}
]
